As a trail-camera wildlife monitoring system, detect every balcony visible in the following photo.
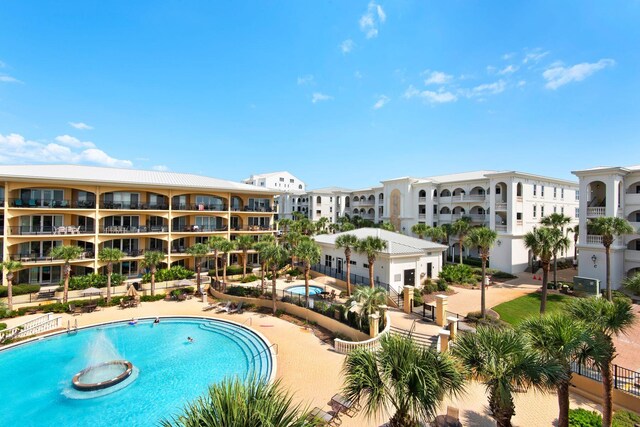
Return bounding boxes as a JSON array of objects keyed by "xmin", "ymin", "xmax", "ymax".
[
  {"xmin": 9, "ymin": 251, "xmax": 94, "ymax": 263},
  {"xmin": 232, "ymin": 225, "xmax": 275, "ymax": 232},
  {"xmin": 173, "ymin": 225, "xmax": 228, "ymax": 233},
  {"xmin": 587, "ymin": 207, "xmax": 606, "ymax": 218},
  {"xmin": 625, "ymin": 250, "xmax": 640, "ymax": 263},
  {"xmin": 452, "ymin": 194, "xmax": 487, "ymax": 203},
  {"xmin": 101, "ymin": 202, "xmax": 169, "ymax": 210},
  {"xmin": 9, "ymin": 199, "xmax": 96, "ymax": 209},
  {"xmin": 625, "ymin": 193, "xmax": 640, "ymax": 206},
  {"xmin": 438, "ymin": 213, "xmax": 452, "ymax": 222},
  {"xmin": 496, "ymin": 224, "xmax": 507, "ymax": 232},
  {"xmin": 418, "ymin": 213, "xmax": 426, "ymax": 220},
  {"xmin": 8, "ymin": 225, "xmax": 95, "ymax": 236},
  {"xmin": 495, "ymin": 202, "xmax": 507, "ymax": 211},
  {"xmin": 418, "ymin": 197, "xmax": 427, "ymax": 204},
  {"xmin": 172, "ymin": 203, "xmax": 227, "ymax": 212},
  {"xmin": 101, "ymin": 226, "xmax": 168, "ymax": 234},
  {"xmin": 586, "ymin": 235, "xmax": 603, "ymax": 245},
  {"xmin": 229, "ymin": 206, "xmax": 273, "ymax": 213}
]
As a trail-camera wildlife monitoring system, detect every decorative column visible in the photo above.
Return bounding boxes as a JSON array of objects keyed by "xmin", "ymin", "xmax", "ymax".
[
  {"xmin": 435, "ymin": 295, "xmax": 448, "ymax": 327},
  {"xmin": 447, "ymin": 316, "xmax": 459, "ymax": 341},
  {"xmin": 369, "ymin": 313, "xmax": 380, "ymax": 338},
  {"xmin": 439, "ymin": 330, "xmax": 450, "ymax": 352},
  {"xmin": 403, "ymin": 286, "xmax": 414, "ymax": 314}
]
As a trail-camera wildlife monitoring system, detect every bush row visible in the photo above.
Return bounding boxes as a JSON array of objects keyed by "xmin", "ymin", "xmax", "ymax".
[
  {"xmin": 142, "ymin": 266, "xmax": 194, "ymax": 283},
  {"xmin": 66, "ymin": 273, "xmax": 126, "ymax": 290},
  {"xmin": 0, "ymin": 284, "xmax": 41, "ymax": 297}
]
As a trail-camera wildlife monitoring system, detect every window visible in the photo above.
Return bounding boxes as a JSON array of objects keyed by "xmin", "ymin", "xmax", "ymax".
[
  {"xmin": 329, "ymin": 207, "xmax": 333, "ymax": 213},
  {"xmin": 298, "ymin": 184, "xmax": 302, "ymax": 189},
  {"xmin": 279, "ymin": 177, "xmax": 284, "ymax": 182},
  {"xmin": 576, "ymin": 190, "xmax": 580, "ymax": 201},
  {"xmin": 289, "ymin": 179, "xmax": 294, "ymax": 183},
  {"xmin": 541, "ymin": 206, "xmax": 545, "ymax": 217},
  {"xmin": 316, "ymin": 210, "xmax": 321, "ymax": 215},
  {"xmin": 575, "ymin": 207, "xmax": 580, "ymax": 218},
  {"xmin": 316, "ymin": 196, "xmax": 321, "ymax": 204},
  {"xmin": 553, "ymin": 206, "xmax": 557, "ymax": 213},
  {"xmin": 541, "ymin": 185, "xmax": 545, "ymax": 197},
  {"xmin": 329, "ymin": 197, "xmax": 333, "ymax": 202},
  {"xmin": 533, "ymin": 184, "xmax": 537, "ymax": 196},
  {"xmin": 561, "ymin": 188, "xmax": 564, "ymax": 199},
  {"xmin": 363, "ymin": 263, "xmax": 369, "ymax": 268},
  {"xmin": 553, "ymin": 187, "xmax": 557, "ymax": 198},
  {"xmin": 350, "ymin": 260, "xmax": 356, "ymax": 265},
  {"xmin": 516, "ymin": 212, "xmax": 522, "ymax": 220},
  {"xmin": 561, "ymin": 207, "xmax": 564, "ymax": 215},
  {"xmin": 533, "ymin": 205, "xmax": 537, "ymax": 217},
  {"xmin": 324, "ymin": 255, "xmax": 332, "ymax": 268}
]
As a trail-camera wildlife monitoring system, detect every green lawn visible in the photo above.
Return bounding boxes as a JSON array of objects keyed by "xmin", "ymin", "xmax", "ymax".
[{"xmin": 492, "ymin": 292, "xmax": 570, "ymax": 326}]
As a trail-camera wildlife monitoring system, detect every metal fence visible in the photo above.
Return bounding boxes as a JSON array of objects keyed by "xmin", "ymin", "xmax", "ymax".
[
  {"xmin": 309, "ymin": 263, "xmax": 390, "ymax": 292},
  {"xmin": 571, "ymin": 361, "xmax": 640, "ymax": 397}
]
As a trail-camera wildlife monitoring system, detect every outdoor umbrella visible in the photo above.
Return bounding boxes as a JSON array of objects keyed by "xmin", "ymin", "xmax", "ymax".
[
  {"xmin": 126, "ymin": 284, "xmax": 139, "ymax": 298},
  {"xmin": 81, "ymin": 287, "xmax": 102, "ymax": 300}
]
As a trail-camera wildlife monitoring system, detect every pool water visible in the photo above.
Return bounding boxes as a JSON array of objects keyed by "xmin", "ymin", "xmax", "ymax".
[
  {"xmin": 286, "ymin": 285, "xmax": 324, "ymax": 295},
  {"xmin": 0, "ymin": 317, "xmax": 272, "ymax": 427}
]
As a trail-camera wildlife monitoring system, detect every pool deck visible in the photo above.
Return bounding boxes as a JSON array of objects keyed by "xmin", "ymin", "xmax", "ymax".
[{"xmin": 2, "ymin": 294, "xmax": 611, "ymax": 427}]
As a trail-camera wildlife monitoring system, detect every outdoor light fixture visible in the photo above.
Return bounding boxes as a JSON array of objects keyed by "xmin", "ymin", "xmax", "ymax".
[
  {"xmin": 591, "ymin": 255, "xmax": 597, "ymax": 268},
  {"xmin": 497, "ymin": 240, "xmax": 502, "ymax": 246}
]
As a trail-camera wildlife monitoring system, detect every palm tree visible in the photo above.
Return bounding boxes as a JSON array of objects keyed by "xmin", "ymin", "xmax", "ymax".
[
  {"xmin": 524, "ymin": 227, "xmax": 570, "ymax": 313},
  {"xmin": 98, "ymin": 247, "xmax": 125, "ymax": 304},
  {"xmin": 261, "ymin": 243, "xmax": 290, "ymax": 314},
  {"xmin": 284, "ymin": 230, "xmax": 302, "ymax": 269},
  {"xmin": 315, "ymin": 217, "xmax": 329, "ymax": 235},
  {"xmin": 335, "ymin": 233, "xmax": 359, "ymax": 297},
  {"xmin": 1, "ymin": 260, "xmax": 23, "ymax": 311},
  {"xmin": 451, "ymin": 217, "xmax": 472, "ymax": 264},
  {"xmin": 50, "ymin": 245, "xmax": 84, "ymax": 303},
  {"xmin": 355, "ymin": 236, "xmax": 387, "ymax": 289},
  {"xmin": 141, "ymin": 251, "xmax": 165, "ymax": 296},
  {"xmin": 254, "ymin": 234, "xmax": 276, "ymax": 293},
  {"xmin": 570, "ymin": 224, "xmax": 579, "ymax": 264},
  {"xmin": 161, "ymin": 376, "xmax": 317, "ymax": 427},
  {"xmin": 541, "ymin": 213, "xmax": 573, "ymax": 286},
  {"xmin": 379, "ymin": 222, "xmax": 395, "ymax": 231},
  {"xmin": 568, "ymin": 297, "xmax": 636, "ymax": 427},
  {"xmin": 292, "ymin": 237, "xmax": 321, "ymax": 306},
  {"xmin": 343, "ymin": 333, "xmax": 465, "ymax": 427},
  {"xmin": 186, "ymin": 243, "xmax": 210, "ymax": 295},
  {"xmin": 520, "ymin": 314, "xmax": 589, "ymax": 427},
  {"xmin": 464, "ymin": 226, "xmax": 497, "ymax": 318},
  {"xmin": 218, "ymin": 239, "xmax": 236, "ymax": 285},
  {"xmin": 348, "ymin": 286, "xmax": 387, "ymax": 328},
  {"xmin": 426, "ymin": 225, "xmax": 449, "ymax": 265},
  {"xmin": 452, "ymin": 326, "xmax": 562, "ymax": 427},
  {"xmin": 411, "ymin": 223, "xmax": 430, "ymax": 239},
  {"xmin": 340, "ymin": 222, "xmax": 356, "ymax": 232},
  {"xmin": 588, "ymin": 217, "xmax": 635, "ymax": 301},
  {"xmin": 277, "ymin": 218, "xmax": 293, "ymax": 236},
  {"xmin": 235, "ymin": 235, "xmax": 256, "ymax": 280},
  {"xmin": 622, "ymin": 272, "xmax": 640, "ymax": 296},
  {"xmin": 207, "ymin": 236, "xmax": 227, "ymax": 283}
]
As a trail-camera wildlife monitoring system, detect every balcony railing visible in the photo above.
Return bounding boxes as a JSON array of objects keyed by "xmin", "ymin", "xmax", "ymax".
[
  {"xmin": 625, "ymin": 250, "xmax": 640, "ymax": 263},
  {"xmin": 418, "ymin": 197, "xmax": 427, "ymax": 204},
  {"xmin": 495, "ymin": 202, "xmax": 507, "ymax": 211},
  {"xmin": 8, "ymin": 226, "xmax": 94, "ymax": 236},
  {"xmin": 586, "ymin": 235, "xmax": 603, "ymax": 245},
  {"xmin": 9, "ymin": 251, "xmax": 94, "ymax": 262},
  {"xmin": 231, "ymin": 225, "xmax": 274, "ymax": 232},
  {"xmin": 171, "ymin": 203, "xmax": 227, "ymax": 211},
  {"xmin": 587, "ymin": 207, "xmax": 606, "ymax": 218},
  {"xmin": 9, "ymin": 199, "xmax": 96, "ymax": 209},
  {"xmin": 418, "ymin": 213, "xmax": 426, "ymax": 220},
  {"xmin": 101, "ymin": 201, "xmax": 169, "ymax": 210},
  {"xmin": 173, "ymin": 225, "xmax": 228, "ymax": 233},
  {"xmin": 229, "ymin": 206, "xmax": 274, "ymax": 212},
  {"xmin": 100, "ymin": 226, "xmax": 168, "ymax": 234},
  {"xmin": 496, "ymin": 224, "xmax": 507, "ymax": 232}
]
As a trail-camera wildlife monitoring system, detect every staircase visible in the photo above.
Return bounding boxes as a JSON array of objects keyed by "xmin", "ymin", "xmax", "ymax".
[
  {"xmin": 0, "ymin": 313, "xmax": 63, "ymax": 344},
  {"xmin": 390, "ymin": 325, "xmax": 437, "ymax": 348}
]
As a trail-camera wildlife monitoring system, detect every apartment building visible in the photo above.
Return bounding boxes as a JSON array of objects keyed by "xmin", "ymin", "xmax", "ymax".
[
  {"xmin": 243, "ymin": 171, "xmax": 305, "ymax": 220},
  {"xmin": 306, "ymin": 187, "xmax": 352, "ymax": 222},
  {"xmin": 572, "ymin": 165, "xmax": 640, "ymax": 289},
  {"xmin": 1, "ymin": 165, "xmax": 277, "ymax": 286}
]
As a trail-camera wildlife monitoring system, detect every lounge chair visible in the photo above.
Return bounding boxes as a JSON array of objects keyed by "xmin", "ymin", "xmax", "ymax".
[
  {"xmin": 228, "ymin": 301, "xmax": 243, "ymax": 314},
  {"xmin": 308, "ymin": 407, "xmax": 341, "ymax": 426},
  {"xmin": 68, "ymin": 304, "xmax": 82, "ymax": 316},
  {"xmin": 330, "ymin": 393, "xmax": 359, "ymax": 417},
  {"xmin": 215, "ymin": 301, "xmax": 232, "ymax": 313},
  {"xmin": 202, "ymin": 301, "xmax": 224, "ymax": 311},
  {"xmin": 445, "ymin": 406, "xmax": 461, "ymax": 427}
]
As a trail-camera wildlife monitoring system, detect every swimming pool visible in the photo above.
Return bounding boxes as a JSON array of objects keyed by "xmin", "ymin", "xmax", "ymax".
[
  {"xmin": 286, "ymin": 285, "xmax": 324, "ymax": 295},
  {"xmin": 0, "ymin": 317, "xmax": 274, "ymax": 426}
]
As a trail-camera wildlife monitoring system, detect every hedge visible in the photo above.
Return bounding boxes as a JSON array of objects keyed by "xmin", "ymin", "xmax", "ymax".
[
  {"xmin": 568, "ymin": 408, "xmax": 602, "ymax": 427},
  {"xmin": 66, "ymin": 274, "xmax": 126, "ymax": 290},
  {"xmin": 216, "ymin": 265, "xmax": 254, "ymax": 276},
  {"xmin": 0, "ymin": 284, "xmax": 41, "ymax": 297},
  {"xmin": 142, "ymin": 266, "xmax": 194, "ymax": 283}
]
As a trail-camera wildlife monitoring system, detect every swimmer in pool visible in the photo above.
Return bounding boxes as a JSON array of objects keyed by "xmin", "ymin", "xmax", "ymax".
[{"xmin": 187, "ymin": 336, "xmax": 194, "ymax": 343}]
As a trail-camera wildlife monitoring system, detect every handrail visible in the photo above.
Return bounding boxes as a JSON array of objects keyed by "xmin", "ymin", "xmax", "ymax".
[
  {"xmin": 334, "ymin": 312, "xmax": 392, "ymax": 354},
  {"xmin": 0, "ymin": 313, "xmax": 55, "ymax": 341},
  {"xmin": 252, "ymin": 343, "xmax": 278, "ymax": 361},
  {"xmin": 229, "ymin": 317, "xmax": 253, "ymax": 336},
  {"xmin": 1, "ymin": 315, "xmax": 63, "ymax": 343}
]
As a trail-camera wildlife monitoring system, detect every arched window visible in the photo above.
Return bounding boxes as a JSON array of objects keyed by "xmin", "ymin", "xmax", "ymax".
[
  {"xmin": 379, "ymin": 193, "xmax": 384, "ymax": 201},
  {"xmin": 418, "ymin": 190, "xmax": 426, "ymax": 197},
  {"xmin": 316, "ymin": 196, "xmax": 321, "ymax": 204}
]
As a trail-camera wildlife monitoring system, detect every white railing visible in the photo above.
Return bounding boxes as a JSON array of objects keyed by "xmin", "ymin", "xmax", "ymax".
[
  {"xmin": 453, "ymin": 194, "xmax": 486, "ymax": 202},
  {"xmin": 0, "ymin": 313, "xmax": 63, "ymax": 342},
  {"xmin": 496, "ymin": 224, "xmax": 507, "ymax": 232},
  {"xmin": 587, "ymin": 235, "xmax": 603, "ymax": 245},
  {"xmin": 418, "ymin": 197, "xmax": 427, "ymax": 204},
  {"xmin": 587, "ymin": 207, "xmax": 606, "ymax": 218},
  {"xmin": 495, "ymin": 202, "xmax": 507, "ymax": 211},
  {"xmin": 418, "ymin": 213, "xmax": 426, "ymax": 220},
  {"xmin": 334, "ymin": 312, "xmax": 392, "ymax": 354}
]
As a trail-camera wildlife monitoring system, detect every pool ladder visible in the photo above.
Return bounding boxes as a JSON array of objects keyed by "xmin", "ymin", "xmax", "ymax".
[
  {"xmin": 67, "ymin": 319, "xmax": 78, "ymax": 334},
  {"xmin": 228, "ymin": 317, "xmax": 253, "ymax": 337}
]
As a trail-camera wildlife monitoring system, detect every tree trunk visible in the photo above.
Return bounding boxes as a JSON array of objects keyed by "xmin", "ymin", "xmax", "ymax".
[
  {"xmin": 63, "ymin": 263, "xmax": 70, "ymax": 303},
  {"xmin": 602, "ymin": 362, "xmax": 614, "ymax": 427},
  {"xmin": 481, "ymin": 257, "xmax": 487, "ymax": 319},
  {"xmin": 368, "ymin": 257, "xmax": 375, "ymax": 289},
  {"xmin": 223, "ymin": 262, "xmax": 228, "ymax": 290},
  {"xmin": 7, "ymin": 274, "xmax": 13, "ymax": 311},
  {"xmin": 260, "ymin": 262, "xmax": 266, "ymax": 293},
  {"xmin": 540, "ymin": 261, "xmax": 549, "ymax": 313},
  {"xmin": 271, "ymin": 267, "xmax": 277, "ymax": 314},
  {"xmin": 106, "ymin": 263, "xmax": 112, "ymax": 304},
  {"xmin": 557, "ymin": 380, "xmax": 570, "ymax": 427},
  {"xmin": 345, "ymin": 250, "xmax": 351, "ymax": 297},
  {"xmin": 304, "ymin": 262, "xmax": 310, "ymax": 307},
  {"xmin": 490, "ymin": 387, "xmax": 515, "ymax": 427},
  {"xmin": 459, "ymin": 240, "xmax": 464, "ymax": 265},
  {"xmin": 574, "ymin": 236, "xmax": 578, "ymax": 262},
  {"xmin": 196, "ymin": 263, "xmax": 202, "ymax": 295},
  {"xmin": 605, "ymin": 244, "xmax": 612, "ymax": 301},
  {"xmin": 553, "ymin": 254, "xmax": 558, "ymax": 287},
  {"xmin": 242, "ymin": 252, "xmax": 247, "ymax": 280},
  {"xmin": 213, "ymin": 250, "xmax": 219, "ymax": 282},
  {"xmin": 150, "ymin": 267, "xmax": 156, "ymax": 296}
]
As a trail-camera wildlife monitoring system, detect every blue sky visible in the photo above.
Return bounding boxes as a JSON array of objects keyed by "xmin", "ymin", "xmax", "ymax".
[{"xmin": 1, "ymin": 1, "xmax": 639, "ymax": 189}]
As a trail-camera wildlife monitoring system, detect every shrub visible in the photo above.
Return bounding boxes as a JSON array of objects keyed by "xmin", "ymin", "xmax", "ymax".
[
  {"xmin": 466, "ymin": 311, "xmax": 507, "ymax": 328},
  {"xmin": 413, "ymin": 289, "xmax": 424, "ymax": 307},
  {"xmin": 612, "ymin": 409, "xmax": 640, "ymax": 427},
  {"xmin": 423, "ymin": 281, "xmax": 438, "ymax": 294},
  {"xmin": 440, "ymin": 264, "xmax": 476, "ymax": 284},
  {"xmin": 436, "ymin": 279, "xmax": 449, "ymax": 292},
  {"xmin": 622, "ymin": 273, "xmax": 640, "ymax": 296},
  {"xmin": 568, "ymin": 408, "xmax": 602, "ymax": 427},
  {"xmin": 225, "ymin": 286, "xmax": 261, "ymax": 298},
  {"xmin": 221, "ymin": 265, "xmax": 253, "ymax": 276},
  {"xmin": 0, "ymin": 323, "xmax": 6, "ymax": 331},
  {"xmin": 240, "ymin": 274, "xmax": 259, "ymax": 283},
  {"xmin": 65, "ymin": 273, "xmax": 126, "ymax": 290},
  {"xmin": 286, "ymin": 268, "xmax": 302, "ymax": 277},
  {"xmin": 142, "ymin": 266, "xmax": 194, "ymax": 283},
  {"xmin": 0, "ymin": 284, "xmax": 41, "ymax": 297},
  {"xmin": 274, "ymin": 309, "xmax": 285, "ymax": 318},
  {"xmin": 612, "ymin": 290, "xmax": 633, "ymax": 305},
  {"xmin": 140, "ymin": 294, "xmax": 166, "ymax": 302},
  {"xmin": 491, "ymin": 271, "xmax": 517, "ymax": 280}
]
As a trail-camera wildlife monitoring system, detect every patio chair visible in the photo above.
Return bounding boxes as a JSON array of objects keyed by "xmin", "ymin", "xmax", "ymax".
[
  {"xmin": 330, "ymin": 394, "xmax": 359, "ymax": 417},
  {"xmin": 446, "ymin": 406, "xmax": 461, "ymax": 427},
  {"xmin": 14, "ymin": 199, "xmax": 23, "ymax": 207},
  {"xmin": 228, "ymin": 301, "xmax": 244, "ymax": 314},
  {"xmin": 215, "ymin": 301, "xmax": 232, "ymax": 313},
  {"xmin": 308, "ymin": 407, "xmax": 341, "ymax": 426},
  {"xmin": 119, "ymin": 299, "xmax": 128, "ymax": 309},
  {"xmin": 28, "ymin": 199, "xmax": 37, "ymax": 207},
  {"xmin": 68, "ymin": 304, "xmax": 82, "ymax": 316}
]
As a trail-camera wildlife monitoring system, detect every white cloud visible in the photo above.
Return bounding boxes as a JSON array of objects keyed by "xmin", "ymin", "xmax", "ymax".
[
  {"xmin": 523, "ymin": 49, "xmax": 549, "ymax": 64},
  {"xmin": 498, "ymin": 64, "xmax": 519, "ymax": 75},
  {"xmin": 340, "ymin": 39, "xmax": 355, "ymax": 54},
  {"xmin": 469, "ymin": 80, "xmax": 506, "ymax": 96},
  {"xmin": 0, "ymin": 133, "xmax": 132, "ymax": 168},
  {"xmin": 311, "ymin": 92, "xmax": 333, "ymax": 103},
  {"xmin": 486, "ymin": 65, "xmax": 497, "ymax": 74},
  {"xmin": 359, "ymin": 1, "xmax": 386, "ymax": 39},
  {"xmin": 404, "ymin": 85, "xmax": 457, "ymax": 104},
  {"xmin": 69, "ymin": 121, "xmax": 93, "ymax": 130},
  {"xmin": 423, "ymin": 70, "xmax": 453, "ymax": 85},
  {"xmin": 543, "ymin": 59, "xmax": 615, "ymax": 90},
  {"xmin": 0, "ymin": 75, "xmax": 21, "ymax": 83},
  {"xmin": 502, "ymin": 53, "xmax": 515, "ymax": 60},
  {"xmin": 372, "ymin": 95, "xmax": 390, "ymax": 109},
  {"xmin": 152, "ymin": 165, "xmax": 169, "ymax": 171},
  {"xmin": 0, "ymin": 60, "xmax": 6, "ymax": 68},
  {"xmin": 55, "ymin": 134, "xmax": 96, "ymax": 148},
  {"xmin": 297, "ymin": 75, "xmax": 314, "ymax": 85}
]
